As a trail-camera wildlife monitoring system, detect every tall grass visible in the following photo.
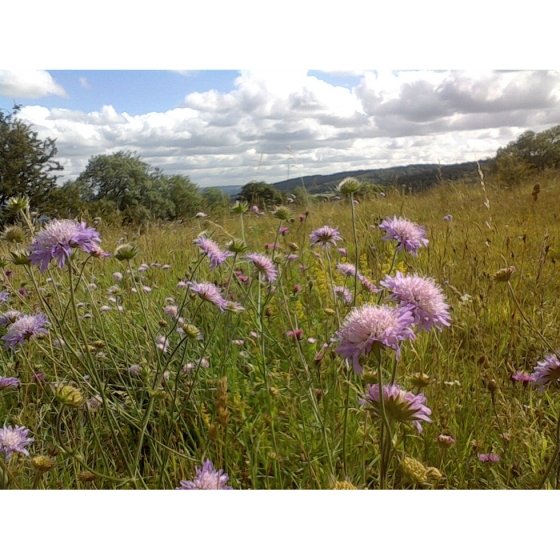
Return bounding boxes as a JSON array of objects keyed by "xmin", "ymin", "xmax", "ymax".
[{"xmin": 1, "ymin": 170, "xmax": 559, "ymax": 489}]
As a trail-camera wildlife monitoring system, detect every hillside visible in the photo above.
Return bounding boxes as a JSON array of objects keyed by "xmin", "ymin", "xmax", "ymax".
[{"xmin": 271, "ymin": 160, "xmax": 493, "ymax": 194}]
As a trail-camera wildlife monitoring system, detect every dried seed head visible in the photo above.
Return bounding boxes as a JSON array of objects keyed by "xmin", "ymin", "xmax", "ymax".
[
  {"xmin": 78, "ymin": 471, "xmax": 97, "ymax": 482},
  {"xmin": 400, "ymin": 456, "xmax": 428, "ymax": 485},
  {"xmin": 31, "ymin": 455, "xmax": 55, "ymax": 472},
  {"xmin": 331, "ymin": 480, "xmax": 358, "ymax": 490},
  {"xmin": 408, "ymin": 372, "xmax": 431, "ymax": 388},
  {"xmin": 493, "ymin": 266, "xmax": 515, "ymax": 282}
]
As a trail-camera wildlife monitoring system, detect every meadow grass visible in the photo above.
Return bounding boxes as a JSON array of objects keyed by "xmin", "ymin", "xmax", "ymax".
[{"xmin": 1, "ymin": 171, "xmax": 559, "ymax": 489}]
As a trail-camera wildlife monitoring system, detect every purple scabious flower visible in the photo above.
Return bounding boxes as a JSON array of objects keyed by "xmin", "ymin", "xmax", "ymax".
[
  {"xmin": 0, "ymin": 291, "xmax": 9, "ymax": 305},
  {"xmin": 245, "ymin": 253, "xmax": 278, "ymax": 283},
  {"xmin": 358, "ymin": 274, "xmax": 378, "ymax": 293},
  {"xmin": 335, "ymin": 304, "xmax": 415, "ymax": 373},
  {"xmin": 333, "ymin": 286, "xmax": 353, "ymax": 304},
  {"xmin": 531, "ymin": 353, "xmax": 560, "ymax": 389},
  {"xmin": 381, "ymin": 272, "xmax": 451, "ymax": 332},
  {"xmin": 193, "ymin": 234, "xmax": 233, "ymax": 270},
  {"xmin": 478, "ymin": 453, "xmax": 500, "ymax": 463},
  {"xmin": 2, "ymin": 313, "xmax": 48, "ymax": 349},
  {"xmin": 360, "ymin": 383, "xmax": 432, "ymax": 433},
  {"xmin": 188, "ymin": 281, "xmax": 227, "ymax": 309},
  {"xmin": 0, "ymin": 377, "xmax": 20, "ymax": 391},
  {"xmin": 336, "ymin": 263, "xmax": 356, "ymax": 277},
  {"xmin": 379, "ymin": 215, "xmax": 429, "ymax": 256},
  {"xmin": 443, "ymin": 214, "xmax": 453, "ymax": 222},
  {"xmin": 28, "ymin": 219, "xmax": 102, "ymax": 272},
  {"xmin": 0, "ymin": 425, "xmax": 34, "ymax": 460},
  {"xmin": 0, "ymin": 310, "xmax": 22, "ymax": 327},
  {"xmin": 511, "ymin": 371, "xmax": 534, "ymax": 386},
  {"xmin": 309, "ymin": 225, "xmax": 343, "ymax": 248},
  {"xmin": 176, "ymin": 460, "xmax": 232, "ymax": 490}
]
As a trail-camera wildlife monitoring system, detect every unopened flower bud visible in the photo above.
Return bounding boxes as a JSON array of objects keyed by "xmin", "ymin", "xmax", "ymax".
[
  {"xmin": 114, "ymin": 243, "xmax": 139, "ymax": 261},
  {"xmin": 55, "ymin": 385, "xmax": 85, "ymax": 408}
]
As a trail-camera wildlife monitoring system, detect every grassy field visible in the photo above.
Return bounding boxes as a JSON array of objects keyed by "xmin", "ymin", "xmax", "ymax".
[{"xmin": 1, "ymin": 170, "xmax": 559, "ymax": 490}]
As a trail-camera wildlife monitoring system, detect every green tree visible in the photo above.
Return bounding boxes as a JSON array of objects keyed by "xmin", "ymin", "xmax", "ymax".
[
  {"xmin": 238, "ymin": 181, "xmax": 283, "ymax": 207},
  {"xmin": 76, "ymin": 151, "xmax": 152, "ymax": 211},
  {"xmin": 166, "ymin": 174, "xmax": 203, "ymax": 219},
  {"xmin": 0, "ymin": 105, "xmax": 63, "ymax": 222},
  {"xmin": 494, "ymin": 125, "xmax": 560, "ymax": 180},
  {"xmin": 75, "ymin": 152, "xmax": 202, "ymax": 223}
]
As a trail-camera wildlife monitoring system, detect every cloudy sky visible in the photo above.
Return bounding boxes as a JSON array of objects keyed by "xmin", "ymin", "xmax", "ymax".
[{"xmin": 2, "ymin": 69, "xmax": 559, "ymax": 188}]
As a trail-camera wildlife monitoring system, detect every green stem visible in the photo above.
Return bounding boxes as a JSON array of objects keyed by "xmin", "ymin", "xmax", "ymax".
[{"xmin": 538, "ymin": 412, "xmax": 560, "ymax": 489}]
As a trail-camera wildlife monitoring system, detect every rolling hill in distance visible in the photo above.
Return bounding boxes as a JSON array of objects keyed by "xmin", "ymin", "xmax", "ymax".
[{"xmin": 207, "ymin": 160, "xmax": 492, "ymax": 197}]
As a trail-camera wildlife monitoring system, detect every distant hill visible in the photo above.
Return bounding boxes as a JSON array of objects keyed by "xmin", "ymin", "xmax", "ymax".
[
  {"xmin": 271, "ymin": 160, "xmax": 492, "ymax": 195},
  {"xmin": 203, "ymin": 184, "xmax": 242, "ymax": 195}
]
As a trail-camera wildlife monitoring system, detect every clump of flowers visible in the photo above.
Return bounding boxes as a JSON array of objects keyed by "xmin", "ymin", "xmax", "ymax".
[
  {"xmin": 379, "ymin": 216, "xmax": 428, "ymax": 256},
  {"xmin": 335, "ymin": 304, "xmax": 415, "ymax": 373},
  {"xmin": 0, "ymin": 425, "xmax": 34, "ymax": 460},
  {"xmin": 1, "ymin": 313, "xmax": 48, "ymax": 349},
  {"xmin": 193, "ymin": 234, "xmax": 233, "ymax": 270},
  {"xmin": 309, "ymin": 226, "xmax": 343, "ymax": 249},
  {"xmin": 381, "ymin": 272, "xmax": 451, "ymax": 332},
  {"xmin": 531, "ymin": 353, "xmax": 560, "ymax": 389},
  {"xmin": 245, "ymin": 253, "xmax": 278, "ymax": 283},
  {"xmin": 176, "ymin": 460, "xmax": 232, "ymax": 490},
  {"xmin": 360, "ymin": 384, "xmax": 432, "ymax": 433},
  {"xmin": 28, "ymin": 219, "xmax": 103, "ymax": 271}
]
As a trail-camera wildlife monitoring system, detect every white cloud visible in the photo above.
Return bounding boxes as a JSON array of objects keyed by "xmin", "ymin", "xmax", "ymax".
[
  {"xmin": 0, "ymin": 70, "xmax": 67, "ymax": 98},
  {"xmin": 12, "ymin": 70, "xmax": 560, "ymax": 188},
  {"xmin": 79, "ymin": 77, "xmax": 91, "ymax": 89}
]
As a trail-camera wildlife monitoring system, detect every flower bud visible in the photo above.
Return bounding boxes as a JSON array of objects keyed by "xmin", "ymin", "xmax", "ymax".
[
  {"xmin": 273, "ymin": 206, "xmax": 292, "ymax": 221},
  {"xmin": 55, "ymin": 385, "xmax": 85, "ymax": 408},
  {"xmin": 114, "ymin": 243, "xmax": 139, "ymax": 261}
]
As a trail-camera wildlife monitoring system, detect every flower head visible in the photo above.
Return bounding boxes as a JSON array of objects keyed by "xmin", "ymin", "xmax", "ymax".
[
  {"xmin": 309, "ymin": 225, "xmax": 343, "ymax": 249},
  {"xmin": 333, "ymin": 286, "xmax": 353, "ymax": 304},
  {"xmin": 188, "ymin": 281, "xmax": 227, "ymax": 309},
  {"xmin": 511, "ymin": 371, "xmax": 534, "ymax": 386},
  {"xmin": 335, "ymin": 304, "xmax": 415, "ymax": 373},
  {"xmin": 0, "ymin": 377, "xmax": 19, "ymax": 391},
  {"xmin": 28, "ymin": 219, "xmax": 102, "ymax": 271},
  {"xmin": 443, "ymin": 214, "xmax": 453, "ymax": 222},
  {"xmin": 2, "ymin": 313, "xmax": 48, "ymax": 349},
  {"xmin": 531, "ymin": 353, "xmax": 560, "ymax": 390},
  {"xmin": 245, "ymin": 253, "xmax": 278, "ymax": 283},
  {"xmin": 336, "ymin": 263, "xmax": 356, "ymax": 277},
  {"xmin": 360, "ymin": 384, "xmax": 432, "ymax": 433},
  {"xmin": 381, "ymin": 272, "xmax": 451, "ymax": 332},
  {"xmin": 478, "ymin": 453, "xmax": 500, "ymax": 463},
  {"xmin": 379, "ymin": 216, "xmax": 428, "ymax": 256},
  {"xmin": 176, "ymin": 460, "xmax": 232, "ymax": 490},
  {"xmin": 0, "ymin": 291, "xmax": 9, "ymax": 305},
  {"xmin": 193, "ymin": 234, "xmax": 233, "ymax": 270},
  {"xmin": 0, "ymin": 425, "xmax": 34, "ymax": 460}
]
